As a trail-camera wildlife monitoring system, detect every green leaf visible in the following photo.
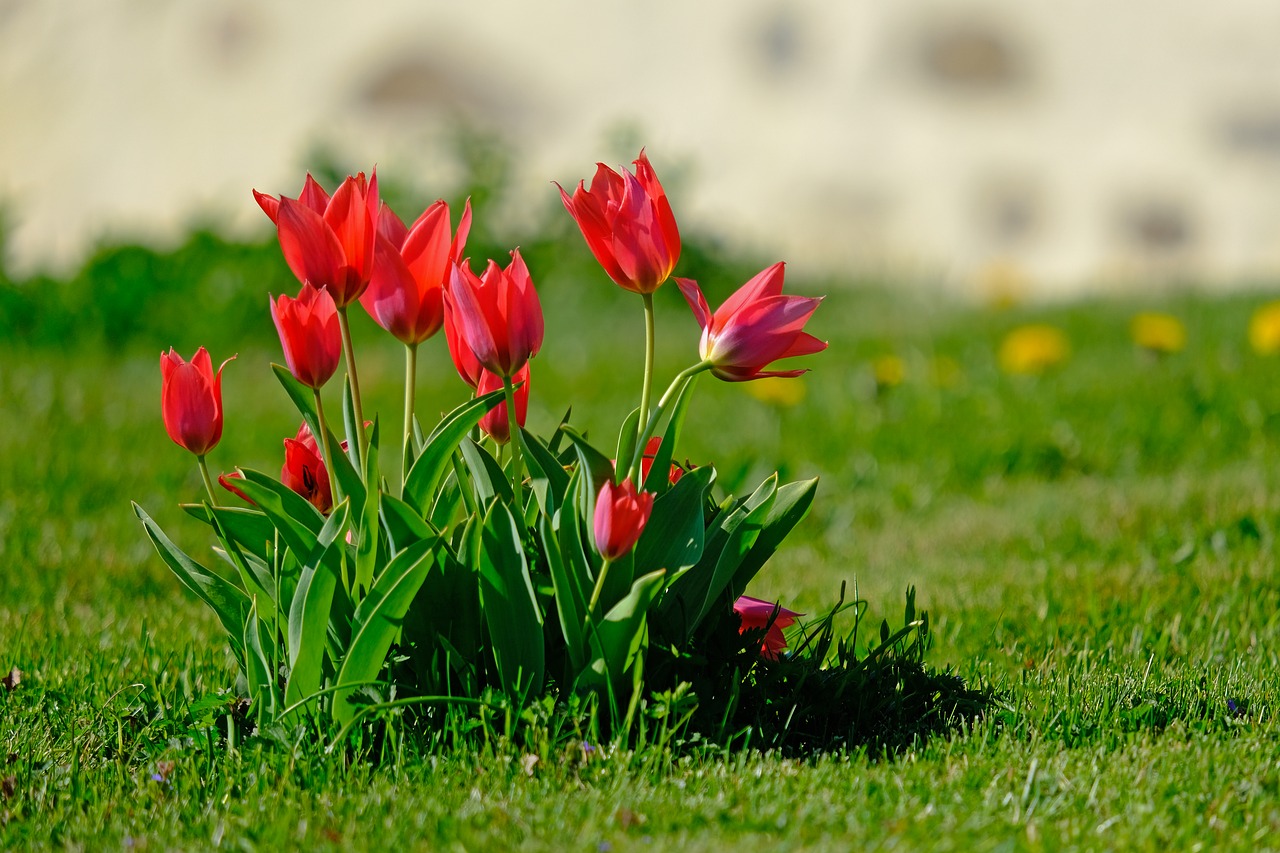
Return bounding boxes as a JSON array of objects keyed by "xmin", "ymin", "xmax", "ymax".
[
  {"xmin": 580, "ymin": 569, "xmax": 666, "ymax": 692},
  {"xmin": 560, "ymin": 426, "xmax": 615, "ymax": 534},
  {"xmin": 633, "ymin": 464, "xmax": 715, "ymax": 577},
  {"xmin": 133, "ymin": 503, "xmax": 250, "ymax": 662},
  {"xmin": 540, "ymin": 513, "xmax": 587, "ymax": 674},
  {"xmin": 354, "ymin": 420, "xmax": 382, "ymax": 597},
  {"xmin": 428, "ymin": 467, "xmax": 466, "ymax": 530},
  {"xmin": 342, "ymin": 373, "xmax": 363, "ymax": 474},
  {"xmin": 181, "ymin": 503, "xmax": 275, "ymax": 563},
  {"xmin": 206, "ymin": 505, "xmax": 276, "ymax": 607},
  {"xmin": 459, "ymin": 437, "xmax": 513, "ymax": 507},
  {"xmin": 518, "ymin": 427, "xmax": 570, "ymax": 518},
  {"xmin": 232, "ymin": 469, "xmax": 325, "ymax": 561},
  {"xmin": 381, "ymin": 493, "xmax": 435, "ymax": 554},
  {"xmin": 243, "ymin": 597, "xmax": 277, "ymax": 719},
  {"xmin": 728, "ymin": 478, "xmax": 818, "ymax": 597},
  {"xmin": 477, "ymin": 500, "xmax": 545, "ymax": 701},
  {"xmin": 615, "ymin": 407, "xmax": 641, "ymax": 483},
  {"xmin": 283, "ymin": 500, "xmax": 350, "ymax": 714},
  {"xmin": 402, "ymin": 388, "xmax": 506, "ymax": 516},
  {"xmin": 332, "ymin": 536, "xmax": 439, "ymax": 725}
]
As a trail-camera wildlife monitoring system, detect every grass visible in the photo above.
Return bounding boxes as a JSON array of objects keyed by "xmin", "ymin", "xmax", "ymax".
[{"xmin": 3, "ymin": 256, "xmax": 1280, "ymax": 849}]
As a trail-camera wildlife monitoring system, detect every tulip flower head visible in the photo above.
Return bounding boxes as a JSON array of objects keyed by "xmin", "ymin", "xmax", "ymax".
[
  {"xmin": 477, "ymin": 364, "xmax": 529, "ymax": 445},
  {"xmin": 444, "ymin": 291, "xmax": 485, "ymax": 389},
  {"xmin": 253, "ymin": 171, "xmax": 380, "ymax": 307},
  {"xmin": 446, "ymin": 250, "xmax": 544, "ymax": 378},
  {"xmin": 360, "ymin": 198, "xmax": 472, "ymax": 346},
  {"xmin": 558, "ymin": 150, "xmax": 680, "ymax": 295},
  {"xmin": 160, "ymin": 347, "xmax": 234, "ymax": 457},
  {"xmin": 281, "ymin": 423, "xmax": 332, "ymax": 514},
  {"xmin": 677, "ymin": 262, "xmax": 827, "ymax": 382},
  {"xmin": 593, "ymin": 479, "xmax": 654, "ymax": 562},
  {"xmin": 271, "ymin": 282, "xmax": 341, "ymax": 389},
  {"xmin": 734, "ymin": 595, "xmax": 803, "ymax": 660}
]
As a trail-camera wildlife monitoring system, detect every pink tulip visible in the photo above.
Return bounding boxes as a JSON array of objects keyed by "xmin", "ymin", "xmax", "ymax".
[
  {"xmin": 593, "ymin": 479, "xmax": 654, "ymax": 561},
  {"xmin": 446, "ymin": 250, "xmax": 544, "ymax": 378},
  {"xmin": 360, "ymin": 198, "xmax": 472, "ymax": 346},
  {"xmin": 160, "ymin": 347, "xmax": 234, "ymax": 457},
  {"xmin": 557, "ymin": 149, "xmax": 680, "ymax": 294},
  {"xmin": 734, "ymin": 595, "xmax": 803, "ymax": 660},
  {"xmin": 676, "ymin": 262, "xmax": 827, "ymax": 381},
  {"xmin": 254, "ymin": 171, "xmax": 380, "ymax": 308},
  {"xmin": 477, "ymin": 363, "xmax": 530, "ymax": 445},
  {"xmin": 270, "ymin": 282, "xmax": 341, "ymax": 390}
]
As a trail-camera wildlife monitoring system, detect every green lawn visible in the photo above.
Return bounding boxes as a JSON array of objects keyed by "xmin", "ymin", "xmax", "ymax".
[{"xmin": 3, "ymin": 275, "xmax": 1280, "ymax": 850}]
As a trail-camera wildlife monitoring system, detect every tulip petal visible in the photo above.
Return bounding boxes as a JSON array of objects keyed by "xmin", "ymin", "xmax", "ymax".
[
  {"xmin": 676, "ymin": 277, "xmax": 712, "ymax": 330},
  {"xmin": 277, "ymin": 199, "xmax": 346, "ymax": 294},
  {"xmin": 253, "ymin": 190, "xmax": 281, "ymax": 224}
]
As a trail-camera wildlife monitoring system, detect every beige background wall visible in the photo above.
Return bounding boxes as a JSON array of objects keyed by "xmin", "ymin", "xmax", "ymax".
[{"xmin": 4, "ymin": 0, "xmax": 1280, "ymax": 295}]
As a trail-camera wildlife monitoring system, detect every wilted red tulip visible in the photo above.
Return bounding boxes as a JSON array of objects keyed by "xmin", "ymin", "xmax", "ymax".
[
  {"xmin": 360, "ymin": 199, "xmax": 472, "ymax": 346},
  {"xmin": 254, "ymin": 171, "xmax": 380, "ymax": 307},
  {"xmin": 557, "ymin": 150, "xmax": 680, "ymax": 294},
  {"xmin": 593, "ymin": 479, "xmax": 654, "ymax": 562},
  {"xmin": 446, "ymin": 250, "xmax": 544, "ymax": 378},
  {"xmin": 160, "ymin": 347, "xmax": 233, "ymax": 457},
  {"xmin": 477, "ymin": 364, "xmax": 529, "ymax": 445},
  {"xmin": 281, "ymin": 423, "xmax": 332, "ymax": 514},
  {"xmin": 734, "ymin": 595, "xmax": 803, "ymax": 660},
  {"xmin": 676, "ymin": 262, "xmax": 827, "ymax": 381},
  {"xmin": 271, "ymin": 282, "xmax": 341, "ymax": 389}
]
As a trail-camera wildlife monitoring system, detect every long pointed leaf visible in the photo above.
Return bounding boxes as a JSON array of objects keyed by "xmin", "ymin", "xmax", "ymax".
[
  {"xmin": 272, "ymin": 363, "xmax": 364, "ymax": 507},
  {"xmin": 402, "ymin": 388, "xmax": 506, "ymax": 516},
  {"xmin": 283, "ymin": 500, "xmax": 350, "ymax": 713},
  {"xmin": 477, "ymin": 501, "xmax": 544, "ymax": 701}
]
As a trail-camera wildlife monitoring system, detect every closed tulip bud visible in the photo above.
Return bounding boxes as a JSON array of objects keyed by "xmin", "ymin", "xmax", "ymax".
[
  {"xmin": 446, "ymin": 250, "xmax": 544, "ymax": 378},
  {"xmin": 677, "ymin": 262, "xmax": 827, "ymax": 382},
  {"xmin": 254, "ymin": 170, "xmax": 380, "ymax": 307},
  {"xmin": 558, "ymin": 149, "xmax": 680, "ymax": 294},
  {"xmin": 160, "ymin": 347, "xmax": 234, "ymax": 457},
  {"xmin": 733, "ymin": 595, "xmax": 803, "ymax": 660},
  {"xmin": 477, "ymin": 364, "xmax": 529, "ymax": 445},
  {"xmin": 271, "ymin": 282, "xmax": 341, "ymax": 389},
  {"xmin": 593, "ymin": 479, "xmax": 654, "ymax": 562}
]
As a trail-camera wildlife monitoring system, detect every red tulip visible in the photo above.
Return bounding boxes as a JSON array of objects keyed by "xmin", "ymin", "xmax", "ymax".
[
  {"xmin": 734, "ymin": 595, "xmax": 803, "ymax": 660},
  {"xmin": 160, "ymin": 347, "xmax": 233, "ymax": 457},
  {"xmin": 676, "ymin": 262, "xmax": 827, "ymax": 382},
  {"xmin": 218, "ymin": 472, "xmax": 253, "ymax": 505},
  {"xmin": 444, "ymin": 290, "xmax": 485, "ymax": 389},
  {"xmin": 281, "ymin": 423, "xmax": 332, "ymax": 514},
  {"xmin": 593, "ymin": 479, "xmax": 654, "ymax": 561},
  {"xmin": 270, "ymin": 282, "xmax": 341, "ymax": 389},
  {"xmin": 557, "ymin": 150, "xmax": 680, "ymax": 294},
  {"xmin": 476, "ymin": 364, "xmax": 529, "ymax": 444},
  {"xmin": 360, "ymin": 198, "xmax": 472, "ymax": 346},
  {"xmin": 254, "ymin": 171, "xmax": 380, "ymax": 307},
  {"xmin": 446, "ymin": 250, "xmax": 543, "ymax": 378}
]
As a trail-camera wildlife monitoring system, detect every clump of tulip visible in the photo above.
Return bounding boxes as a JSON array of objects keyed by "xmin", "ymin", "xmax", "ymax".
[{"xmin": 138, "ymin": 150, "xmax": 829, "ymax": 744}]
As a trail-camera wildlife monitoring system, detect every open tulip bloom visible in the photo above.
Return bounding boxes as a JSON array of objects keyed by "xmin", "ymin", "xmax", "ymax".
[{"xmin": 134, "ymin": 152, "xmax": 958, "ymax": 753}]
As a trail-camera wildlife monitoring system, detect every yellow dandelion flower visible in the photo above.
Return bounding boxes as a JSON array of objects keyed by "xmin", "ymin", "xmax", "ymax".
[
  {"xmin": 872, "ymin": 355, "xmax": 906, "ymax": 390},
  {"xmin": 1130, "ymin": 312, "xmax": 1186, "ymax": 355},
  {"xmin": 998, "ymin": 324, "xmax": 1070, "ymax": 375},
  {"xmin": 1249, "ymin": 301, "xmax": 1280, "ymax": 355},
  {"xmin": 745, "ymin": 376, "xmax": 807, "ymax": 407}
]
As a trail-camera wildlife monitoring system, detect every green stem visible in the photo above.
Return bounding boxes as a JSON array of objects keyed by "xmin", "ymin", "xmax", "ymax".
[
  {"xmin": 197, "ymin": 455, "xmax": 220, "ymax": 507},
  {"xmin": 313, "ymin": 388, "xmax": 341, "ymax": 505},
  {"xmin": 402, "ymin": 342, "xmax": 418, "ymax": 494},
  {"xmin": 587, "ymin": 557, "xmax": 613, "ymax": 615},
  {"xmin": 637, "ymin": 292, "xmax": 656, "ymax": 451},
  {"xmin": 627, "ymin": 360, "xmax": 711, "ymax": 482},
  {"xmin": 337, "ymin": 307, "xmax": 367, "ymax": 473},
  {"xmin": 502, "ymin": 374, "xmax": 524, "ymax": 514}
]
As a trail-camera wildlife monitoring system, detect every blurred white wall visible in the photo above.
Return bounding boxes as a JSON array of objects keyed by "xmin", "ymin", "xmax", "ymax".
[{"xmin": 3, "ymin": 0, "xmax": 1280, "ymax": 295}]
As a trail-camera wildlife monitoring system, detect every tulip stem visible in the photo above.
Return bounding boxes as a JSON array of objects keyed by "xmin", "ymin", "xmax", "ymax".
[
  {"xmin": 313, "ymin": 388, "xmax": 341, "ymax": 505},
  {"xmin": 337, "ymin": 307, "xmax": 367, "ymax": 474},
  {"xmin": 502, "ymin": 375, "xmax": 524, "ymax": 514},
  {"xmin": 587, "ymin": 557, "xmax": 613, "ymax": 616},
  {"xmin": 627, "ymin": 360, "xmax": 711, "ymax": 482},
  {"xmin": 402, "ymin": 342, "xmax": 418, "ymax": 494},
  {"xmin": 196, "ymin": 455, "xmax": 220, "ymax": 507},
  {"xmin": 637, "ymin": 292, "xmax": 656, "ymax": 454}
]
